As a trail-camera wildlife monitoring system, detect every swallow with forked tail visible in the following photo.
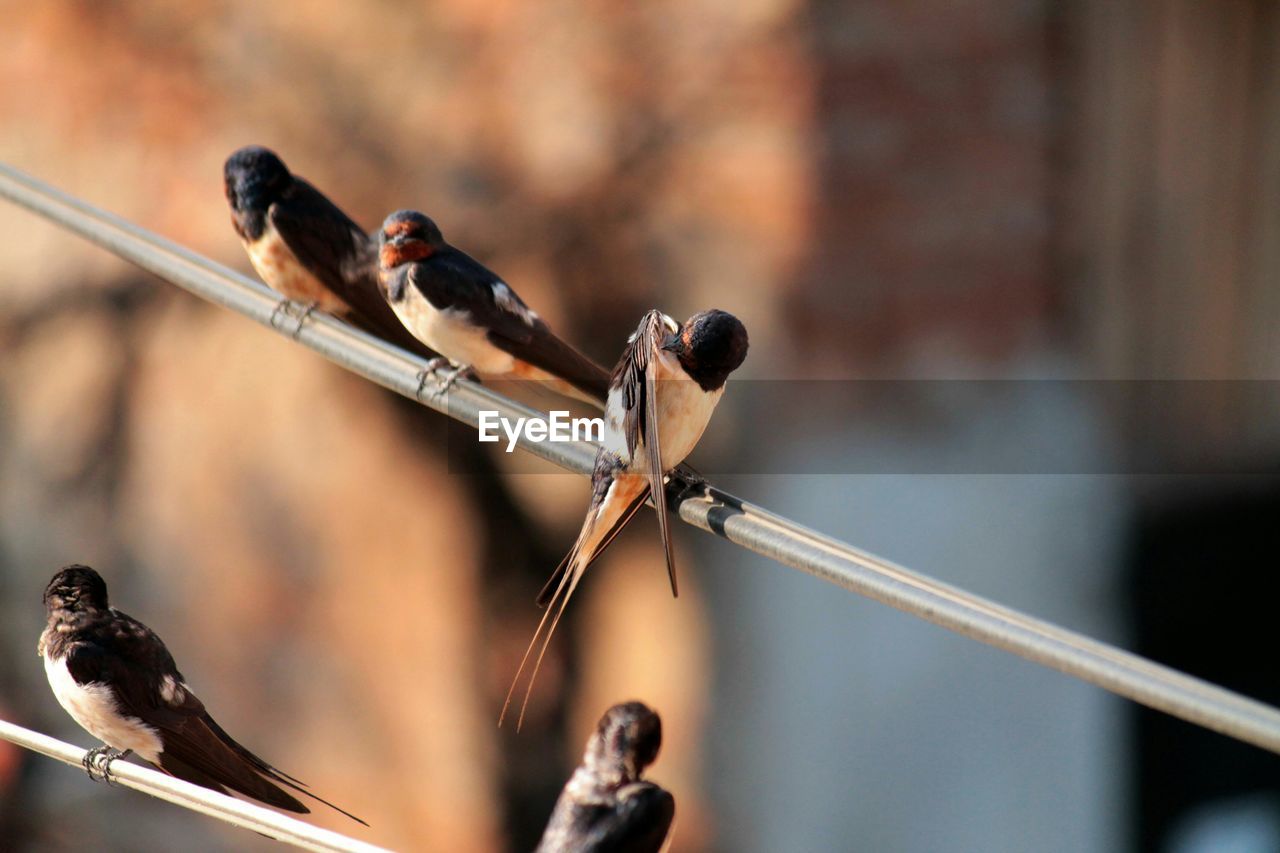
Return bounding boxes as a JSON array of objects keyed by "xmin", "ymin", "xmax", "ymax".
[
  {"xmin": 376, "ymin": 209, "xmax": 612, "ymax": 407},
  {"xmin": 38, "ymin": 565, "xmax": 365, "ymax": 825},
  {"xmin": 224, "ymin": 145, "xmax": 437, "ymax": 359},
  {"xmin": 502, "ymin": 309, "xmax": 748, "ymax": 727},
  {"xmin": 536, "ymin": 702, "xmax": 675, "ymax": 853}
]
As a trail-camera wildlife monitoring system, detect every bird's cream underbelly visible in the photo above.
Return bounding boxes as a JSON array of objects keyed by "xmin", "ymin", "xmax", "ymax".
[
  {"xmin": 391, "ymin": 286, "xmax": 517, "ymax": 374},
  {"xmin": 244, "ymin": 226, "xmax": 348, "ymax": 314},
  {"xmin": 653, "ymin": 378, "xmax": 722, "ymax": 469},
  {"xmin": 43, "ymin": 653, "xmax": 163, "ymax": 763},
  {"xmin": 652, "ymin": 350, "xmax": 724, "ymax": 468},
  {"xmin": 601, "ymin": 355, "xmax": 725, "ymax": 469}
]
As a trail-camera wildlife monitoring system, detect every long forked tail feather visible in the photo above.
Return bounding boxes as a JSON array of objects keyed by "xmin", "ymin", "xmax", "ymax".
[
  {"xmin": 535, "ymin": 488, "xmax": 650, "ymax": 607},
  {"xmin": 509, "ymin": 469, "xmax": 650, "ymax": 728},
  {"xmin": 500, "ymin": 538, "xmax": 584, "ymax": 730},
  {"xmin": 506, "ymin": 490, "xmax": 655, "ymax": 728},
  {"xmin": 158, "ymin": 743, "xmax": 306, "ymax": 815},
  {"xmin": 203, "ymin": 715, "xmax": 308, "ymax": 787},
  {"xmin": 515, "ymin": 557, "xmax": 596, "ymax": 729},
  {"xmin": 201, "ymin": 716, "xmax": 369, "ymax": 826},
  {"xmin": 264, "ymin": 768, "xmax": 368, "ymax": 827}
]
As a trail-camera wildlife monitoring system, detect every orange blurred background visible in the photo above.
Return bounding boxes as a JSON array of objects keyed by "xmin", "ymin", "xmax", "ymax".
[{"xmin": 3, "ymin": 2, "xmax": 1279, "ymax": 851}]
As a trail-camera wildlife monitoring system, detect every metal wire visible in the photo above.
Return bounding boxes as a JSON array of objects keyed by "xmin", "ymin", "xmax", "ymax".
[
  {"xmin": 0, "ymin": 719, "xmax": 389, "ymax": 853},
  {"xmin": 4, "ymin": 160, "xmax": 1280, "ymax": 766}
]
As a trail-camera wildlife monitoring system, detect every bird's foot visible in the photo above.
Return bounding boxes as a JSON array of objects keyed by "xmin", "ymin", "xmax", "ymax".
[
  {"xmin": 81, "ymin": 745, "xmax": 106, "ymax": 778},
  {"xmin": 291, "ymin": 302, "xmax": 319, "ymax": 340},
  {"xmin": 268, "ymin": 298, "xmax": 297, "ymax": 332},
  {"xmin": 84, "ymin": 747, "xmax": 131, "ymax": 785},
  {"xmin": 416, "ymin": 359, "xmax": 479, "ymax": 401},
  {"xmin": 269, "ymin": 299, "xmax": 319, "ymax": 339},
  {"xmin": 669, "ymin": 463, "xmax": 711, "ymax": 500}
]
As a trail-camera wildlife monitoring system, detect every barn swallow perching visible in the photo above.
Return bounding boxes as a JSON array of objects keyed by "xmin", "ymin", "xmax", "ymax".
[
  {"xmin": 224, "ymin": 145, "xmax": 436, "ymax": 359},
  {"xmin": 376, "ymin": 209, "xmax": 612, "ymax": 407},
  {"xmin": 38, "ymin": 565, "xmax": 365, "ymax": 825},
  {"xmin": 502, "ymin": 309, "xmax": 748, "ymax": 727},
  {"xmin": 536, "ymin": 702, "xmax": 675, "ymax": 853}
]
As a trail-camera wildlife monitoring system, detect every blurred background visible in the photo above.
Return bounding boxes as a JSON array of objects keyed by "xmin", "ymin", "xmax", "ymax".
[{"xmin": 2, "ymin": 1, "xmax": 1279, "ymax": 851}]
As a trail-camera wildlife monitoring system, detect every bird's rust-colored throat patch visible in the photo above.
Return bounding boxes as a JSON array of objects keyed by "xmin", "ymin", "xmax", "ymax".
[{"xmin": 379, "ymin": 240, "xmax": 433, "ymax": 268}]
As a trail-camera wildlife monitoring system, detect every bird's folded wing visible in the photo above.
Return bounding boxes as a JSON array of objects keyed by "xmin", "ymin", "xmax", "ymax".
[
  {"xmin": 64, "ymin": 634, "xmax": 308, "ymax": 812},
  {"xmin": 272, "ymin": 182, "xmax": 438, "ymax": 358},
  {"xmin": 412, "ymin": 251, "xmax": 611, "ymax": 402},
  {"xmin": 624, "ymin": 310, "xmax": 679, "ymax": 596},
  {"xmin": 582, "ymin": 783, "xmax": 676, "ymax": 853}
]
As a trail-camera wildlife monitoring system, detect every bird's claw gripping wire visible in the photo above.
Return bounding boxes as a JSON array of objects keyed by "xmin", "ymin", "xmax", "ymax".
[
  {"xmin": 415, "ymin": 359, "xmax": 479, "ymax": 402},
  {"xmin": 81, "ymin": 745, "xmax": 101, "ymax": 778},
  {"xmin": 269, "ymin": 299, "xmax": 319, "ymax": 340},
  {"xmin": 83, "ymin": 746, "xmax": 131, "ymax": 785},
  {"xmin": 669, "ymin": 463, "xmax": 712, "ymax": 502}
]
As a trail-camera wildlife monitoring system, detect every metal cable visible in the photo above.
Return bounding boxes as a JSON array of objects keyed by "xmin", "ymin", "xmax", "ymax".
[
  {"xmin": 3, "ymin": 161, "xmax": 1280, "ymax": 766},
  {"xmin": 0, "ymin": 719, "xmax": 390, "ymax": 852}
]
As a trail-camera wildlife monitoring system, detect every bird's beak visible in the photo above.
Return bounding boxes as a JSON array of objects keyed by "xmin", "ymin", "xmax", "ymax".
[{"xmin": 660, "ymin": 333, "xmax": 680, "ymax": 352}]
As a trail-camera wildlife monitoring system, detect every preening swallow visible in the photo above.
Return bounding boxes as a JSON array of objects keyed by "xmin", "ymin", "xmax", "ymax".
[
  {"xmin": 37, "ymin": 565, "xmax": 365, "ymax": 825},
  {"xmin": 503, "ymin": 309, "xmax": 748, "ymax": 727},
  {"xmin": 537, "ymin": 702, "xmax": 674, "ymax": 853},
  {"xmin": 376, "ymin": 209, "xmax": 612, "ymax": 406},
  {"xmin": 224, "ymin": 145, "xmax": 435, "ymax": 359}
]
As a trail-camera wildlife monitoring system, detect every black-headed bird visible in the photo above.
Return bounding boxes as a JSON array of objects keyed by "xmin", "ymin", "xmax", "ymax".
[
  {"xmin": 376, "ymin": 209, "xmax": 612, "ymax": 406},
  {"xmin": 224, "ymin": 145, "xmax": 435, "ymax": 358},
  {"xmin": 38, "ymin": 565, "xmax": 365, "ymax": 824},
  {"xmin": 504, "ymin": 309, "xmax": 748, "ymax": 727},
  {"xmin": 537, "ymin": 701, "xmax": 674, "ymax": 853}
]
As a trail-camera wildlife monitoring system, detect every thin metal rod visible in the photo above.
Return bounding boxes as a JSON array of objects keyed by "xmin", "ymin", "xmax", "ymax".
[
  {"xmin": 0, "ymin": 719, "xmax": 389, "ymax": 853},
  {"xmin": 3, "ymin": 161, "xmax": 1280, "ymax": 757}
]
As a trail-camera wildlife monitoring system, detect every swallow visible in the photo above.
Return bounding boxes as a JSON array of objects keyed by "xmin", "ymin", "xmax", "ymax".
[
  {"xmin": 37, "ymin": 565, "xmax": 365, "ymax": 825},
  {"xmin": 502, "ymin": 309, "xmax": 748, "ymax": 726},
  {"xmin": 224, "ymin": 145, "xmax": 437, "ymax": 359},
  {"xmin": 536, "ymin": 702, "xmax": 674, "ymax": 853},
  {"xmin": 376, "ymin": 209, "xmax": 612, "ymax": 406}
]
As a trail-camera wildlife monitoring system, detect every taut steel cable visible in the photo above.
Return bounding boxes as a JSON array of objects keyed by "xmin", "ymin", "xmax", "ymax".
[{"xmin": 3, "ymin": 161, "xmax": 1280, "ymax": 766}]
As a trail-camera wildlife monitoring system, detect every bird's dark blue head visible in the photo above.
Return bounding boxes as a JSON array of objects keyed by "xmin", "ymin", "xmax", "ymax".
[
  {"xmin": 224, "ymin": 146, "xmax": 293, "ymax": 239},
  {"xmin": 378, "ymin": 209, "xmax": 445, "ymax": 274},
  {"xmin": 663, "ymin": 309, "xmax": 749, "ymax": 391},
  {"xmin": 43, "ymin": 565, "xmax": 109, "ymax": 614},
  {"xmin": 586, "ymin": 701, "xmax": 663, "ymax": 781}
]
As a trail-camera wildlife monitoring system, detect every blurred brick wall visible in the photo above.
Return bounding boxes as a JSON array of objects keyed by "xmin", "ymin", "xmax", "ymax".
[{"xmin": 788, "ymin": 0, "xmax": 1056, "ymax": 377}]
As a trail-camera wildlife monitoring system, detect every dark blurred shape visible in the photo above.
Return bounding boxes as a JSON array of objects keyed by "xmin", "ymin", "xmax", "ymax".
[
  {"xmin": 537, "ymin": 701, "xmax": 673, "ymax": 853},
  {"xmin": 1129, "ymin": 480, "xmax": 1280, "ymax": 851}
]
